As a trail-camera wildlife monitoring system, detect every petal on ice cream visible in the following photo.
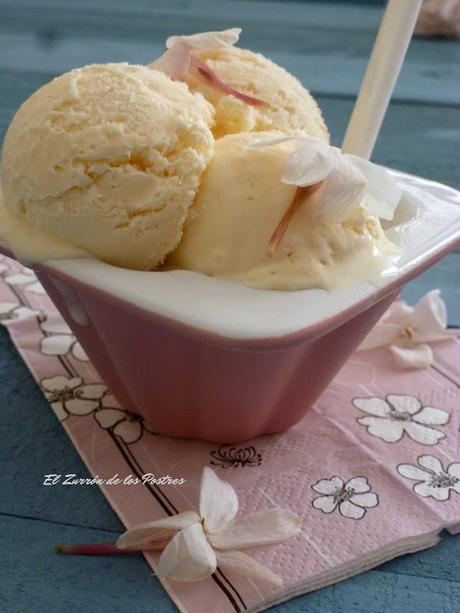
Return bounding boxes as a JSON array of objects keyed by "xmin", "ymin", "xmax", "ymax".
[
  {"xmin": 151, "ymin": 40, "xmax": 192, "ymax": 81},
  {"xmin": 345, "ymin": 154, "xmax": 401, "ymax": 220},
  {"xmin": 153, "ymin": 29, "xmax": 268, "ymax": 107},
  {"xmin": 312, "ymin": 154, "xmax": 367, "ymax": 223},
  {"xmin": 282, "ymin": 139, "xmax": 337, "ymax": 186},
  {"xmin": 166, "ymin": 28, "xmax": 242, "ymax": 50}
]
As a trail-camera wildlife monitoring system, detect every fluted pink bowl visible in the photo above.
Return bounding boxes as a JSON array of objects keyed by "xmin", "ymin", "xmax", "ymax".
[{"xmin": 2, "ymin": 170, "xmax": 460, "ymax": 442}]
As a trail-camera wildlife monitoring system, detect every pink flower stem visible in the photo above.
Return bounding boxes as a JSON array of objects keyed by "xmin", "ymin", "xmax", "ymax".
[
  {"xmin": 268, "ymin": 181, "xmax": 324, "ymax": 255},
  {"xmin": 190, "ymin": 55, "xmax": 268, "ymax": 107},
  {"xmin": 55, "ymin": 543, "xmax": 140, "ymax": 555}
]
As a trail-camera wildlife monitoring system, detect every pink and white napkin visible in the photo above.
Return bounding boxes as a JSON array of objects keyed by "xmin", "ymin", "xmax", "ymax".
[{"xmin": 1, "ymin": 253, "xmax": 459, "ymax": 613}]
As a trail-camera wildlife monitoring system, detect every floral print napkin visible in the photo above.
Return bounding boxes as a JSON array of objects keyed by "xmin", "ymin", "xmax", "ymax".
[{"xmin": 1, "ymin": 253, "xmax": 459, "ymax": 613}]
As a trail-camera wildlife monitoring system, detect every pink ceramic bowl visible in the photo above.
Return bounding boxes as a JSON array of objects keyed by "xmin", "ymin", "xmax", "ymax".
[{"xmin": 2, "ymin": 170, "xmax": 460, "ymax": 442}]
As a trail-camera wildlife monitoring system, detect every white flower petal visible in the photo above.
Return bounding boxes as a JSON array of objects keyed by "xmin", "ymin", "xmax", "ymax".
[
  {"xmin": 357, "ymin": 321, "xmax": 402, "ymax": 351},
  {"xmin": 25, "ymin": 281, "xmax": 45, "ymax": 294},
  {"xmin": 40, "ymin": 314, "xmax": 72, "ymax": 335},
  {"xmin": 64, "ymin": 398, "xmax": 99, "ymax": 416},
  {"xmin": 413, "ymin": 406, "xmax": 450, "ymax": 426},
  {"xmin": 166, "ymin": 28, "xmax": 241, "ymax": 50},
  {"xmin": 40, "ymin": 334, "xmax": 73, "ymax": 356},
  {"xmin": 397, "ymin": 464, "xmax": 432, "ymax": 481},
  {"xmin": 117, "ymin": 511, "xmax": 200, "ymax": 549},
  {"xmin": 412, "ymin": 290, "xmax": 447, "ymax": 341},
  {"xmin": 94, "ymin": 408, "xmax": 127, "ymax": 429},
  {"xmin": 349, "ymin": 492, "xmax": 378, "ymax": 508},
  {"xmin": 199, "ymin": 467, "xmax": 238, "ymax": 533},
  {"xmin": 311, "ymin": 476, "xmax": 344, "ymax": 495},
  {"xmin": 312, "ymin": 495, "xmax": 337, "ymax": 514},
  {"xmin": 339, "ymin": 500, "xmax": 365, "ymax": 519},
  {"xmin": 344, "ymin": 154, "xmax": 401, "ymax": 220},
  {"xmin": 0, "ymin": 302, "xmax": 18, "ymax": 315},
  {"xmin": 52, "ymin": 402, "xmax": 68, "ymax": 422},
  {"xmin": 352, "ymin": 397, "xmax": 390, "ymax": 417},
  {"xmin": 383, "ymin": 301, "xmax": 414, "ymax": 325},
  {"xmin": 208, "ymin": 509, "xmax": 300, "ymax": 550},
  {"xmin": 8, "ymin": 306, "xmax": 40, "ymax": 321},
  {"xmin": 414, "ymin": 481, "xmax": 450, "ymax": 501},
  {"xmin": 345, "ymin": 477, "xmax": 371, "ymax": 494},
  {"xmin": 357, "ymin": 416, "xmax": 404, "ymax": 443},
  {"xmin": 417, "ymin": 455, "xmax": 444, "ymax": 474},
  {"xmin": 41, "ymin": 375, "xmax": 82, "ymax": 392},
  {"xmin": 282, "ymin": 139, "xmax": 336, "ymax": 186},
  {"xmin": 5, "ymin": 273, "xmax": 34, "ymax": 285},
  {"xmin": 158, "ymin": 523, "xmax": 217, "ymax": 582},
  {"xmin": 71, "ymin": 341, "xmax": 88, "ymax": 361},
  {"xmin": 390, "ymin": 342, "xmax": 433, "ymax": 369},
  {"xmin": 404, "ymin": 422, "xmax": 445, "ymax": 446},
  {"xmin": 448, "ymin": 463, "xmax": 460, "ymax": 480},
  {"xmin": 113, "ymin": 419, "xmax": 143, "ymax": 444},
  {"xmin": 386, "ymin": 394, "xmax": 421, "ymax": 415},
  {"xmin": 312, "ymin": 153, "xmax": 367, "ymax": 223},
  {"xmin": 78, "ymin": 383, "xmax": 107, "ymax": 400},
  {"xmin": 101, "ymin": 393, "xmax": 122, "ymax": 409},
  {"xmin": 150, "ymin": 40, "xmax": 192, "ymax": 81},
  {"xmin": 217, "ymin": 550, "xmax": 283, "ymax": 588}
]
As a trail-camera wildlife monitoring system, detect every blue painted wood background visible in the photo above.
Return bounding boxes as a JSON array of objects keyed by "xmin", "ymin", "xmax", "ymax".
[{"xmin": 0, "ymin": 1, "xmax": 459, "ymax": 611}]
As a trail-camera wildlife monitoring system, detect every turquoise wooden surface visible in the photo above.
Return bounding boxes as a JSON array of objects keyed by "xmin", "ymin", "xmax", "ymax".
[{"xmin": 0, "ymin": 1, "xmax": 459, "ymax": 611}]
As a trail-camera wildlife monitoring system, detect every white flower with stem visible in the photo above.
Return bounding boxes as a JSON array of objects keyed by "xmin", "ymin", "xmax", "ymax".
[
  {"xmin": 353, "ymin": 394, "xmax": 449, "ymax": 445},
  {"xmin": 398, "ymin": 455, "xmax": 460, "ymax": 501},
  {"xmin": 5, "ymin": 266, "xmax": 45, "ymax": 294},
  {"xmin": 55, "ymin": 467, "xmax": 300, "ymax": 587},
  {"xmin": 40, "ymin": 313, "xmax": 88, "ymax": 361},
  {"xmin": 94, "ymin": 393, "xmax": 150, "ymax": 444},
  {"xmin": 150, "ymin": 28, "xmax": 267, "ymax": 107},
  {"xmin": 0, "ymin": 301, "xmax": 40, "ymax": 324},
  {"xmin": 358, "ymin": 290, "xmax": 459, "ymax": 369},
  {"xmin": 42, "ymin": 375, "xmax": 107, "ymax": 421},
  {"xmin": 250, "ymin": 136, "xmax": 402, "ymax": 254},
  {"xmin": 311, "ymin": 476, "xmax": 378, "ymax": 520}
]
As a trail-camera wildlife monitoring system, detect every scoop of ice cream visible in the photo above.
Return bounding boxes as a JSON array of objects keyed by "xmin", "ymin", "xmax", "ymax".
[
  {"xmin": 0, "ymin": 63, "xmax": 215, "ymax": 270},
  {"xmin": 182, "ymin": 46, "xmax": 328, "ymax": 141},
  {"xmin": 168, "ymin": 133, "xmax": 397, "ymax": 291}
]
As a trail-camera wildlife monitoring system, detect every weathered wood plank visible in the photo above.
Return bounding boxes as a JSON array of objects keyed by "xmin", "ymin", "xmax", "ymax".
[
  {"xmin": 0, "ymin": 326, "xmax": 123, "ymax": 532},
  {"xmin": 0, "ymin": 513, "xmax": 176, "ymax": 613},
  {"xmin": 1, "ymin": 511, "xmax": 459, "ymax": 613},
  {"xmin": 271, "ymin": 567, "xmax": 460, "ymax": 613},
  {"xmin": 0, "ymin": 0, "xmax": 458, "ymax": 103}
]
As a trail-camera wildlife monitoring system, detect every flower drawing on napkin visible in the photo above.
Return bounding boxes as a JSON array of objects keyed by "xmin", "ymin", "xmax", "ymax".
[
  {"xmin": 94, "ymin": 394, "xmax": 153, "ymax": 444},
  {"xmin": 357, "ymin": 290, "xmax": 459, "ymax": 369},
  {"xmin": 116, "ymin": 467, "xmax": 300, "ymax": 586},
  {"xmin": 353, "ymin": 394, "xmax": 449, "ymax": 445},
  {"xmin": 40, "ymin": 313, "xmax": 88, "ymax": 361},
  {"xmin": 397, "ymin": 455, "xmax": 460, "ymax": 501},
  {"xmin": 210, "ymin": 445, "xmax": 262, "ymax": 468},
  {"xmin": 41, "ymin": 375, "xmax": 107, "ymax": 422},
  {"xmin": 5, "ymin": 266, "xmax": 45, "ymax": 294},
  {"xmin": 311, "ymin": 476, "xmax": 378, "ymax": 520},
  {"xmin": 0, "ymin": 301, "xmax": 41, "ymax": 324}
]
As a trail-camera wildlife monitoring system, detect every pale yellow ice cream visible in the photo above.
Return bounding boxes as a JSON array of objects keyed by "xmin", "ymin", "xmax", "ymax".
[
  {"xmin": 184, "ymin": 47, "xmax": 329, "ymax": 141},
  {"xmin": 168, "ymin": 133, "xmax": 397, "ymax": 290},
  {"xmin": 0, "ymin": 63, "xmax": 215, "ymax": 270}
]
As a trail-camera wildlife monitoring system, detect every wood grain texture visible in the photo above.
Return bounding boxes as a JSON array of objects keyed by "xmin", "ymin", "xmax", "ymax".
[{"xmin": 0, "ymin": 0, "xmax": 459, "ymax": 611}]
